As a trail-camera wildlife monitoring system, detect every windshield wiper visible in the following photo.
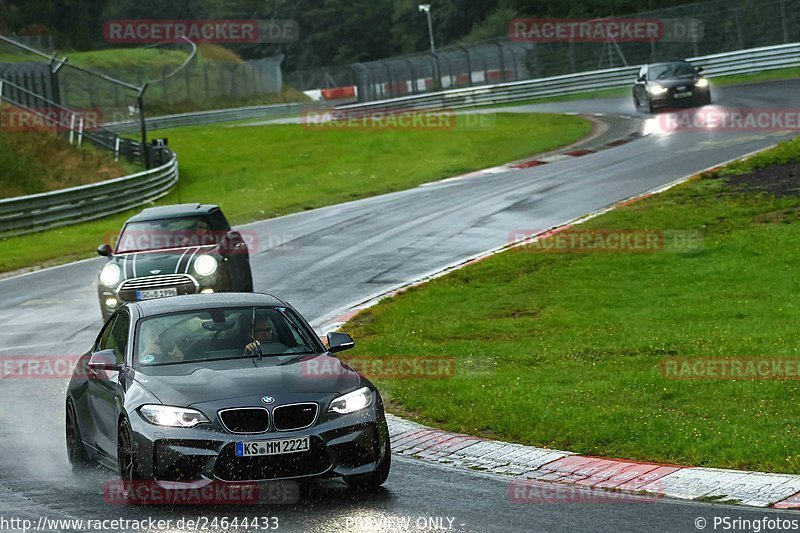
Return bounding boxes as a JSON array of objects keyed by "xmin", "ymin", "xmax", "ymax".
[{"xmin": 249, "ymin": 307, "xmax": 263, "ymax": 361}]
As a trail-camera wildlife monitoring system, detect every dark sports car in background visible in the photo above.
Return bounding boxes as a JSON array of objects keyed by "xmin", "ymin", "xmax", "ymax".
[
  {"xmin": 96, "ymin": 204, "xmax": 253, "ymax": 320},
  {"xmin": 66, "ymin": 293, "xmax": 391, "ymax": 500},
  {"xmin": 632, "ymin": 60, "xmax": 711, "ymax": 113}
]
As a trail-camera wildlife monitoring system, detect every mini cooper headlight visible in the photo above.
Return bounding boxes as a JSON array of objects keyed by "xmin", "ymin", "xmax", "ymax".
[
  {"xmin": 139, "ymin": 405, "xmax": 210, "ymax": 428},
  {"xmin": 99, "ymin": 263, "xmax": 121, "ymax": 287},
  {"xmin": 695, "ymin": 78, "xmax": 709, "ymax": 88},
  {"xmin": 193, "ymin": 254, "xmax": 218, "ymax": 277},
  {"xmin": 329, "ymin": 386, "xmax": 374, "ymax": 414},
  {"xmin": 649, "ymin": 84, "xmax": 668, "ymax": 95}
]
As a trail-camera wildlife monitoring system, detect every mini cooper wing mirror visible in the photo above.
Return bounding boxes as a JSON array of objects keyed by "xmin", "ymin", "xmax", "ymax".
[
  {"xmin": 88, "ymin": 349, "xmax": 122, "ymax": 372},
  {"xmin": 327, "ymin": 332, "xmax": 355, "ymax": 353},
  {"xmin": 97, "ymin": 244, "xmax": 112, "ymax": 257},
  {"xmin": 636, "ymin": 75, "xmax": 646, "ymax": 82},
  {"xmin": 696, "ymin": 66, "xmax": 704, "ymax": 73}
]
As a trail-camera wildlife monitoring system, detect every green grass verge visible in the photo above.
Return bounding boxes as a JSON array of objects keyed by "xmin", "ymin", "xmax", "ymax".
[
  {"xmin": 346, "ymin": 135, "xmax": 800, "ymax": 473},
  {"xmin": 0, "ymin": 112, "xmax": 591, "ymax": 274}
]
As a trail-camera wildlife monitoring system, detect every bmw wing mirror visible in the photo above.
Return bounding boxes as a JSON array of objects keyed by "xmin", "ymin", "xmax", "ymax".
[
  {"xmin": 97, "ymin": 244, "xmax": 112, "ymax": 257},
  {"xmin": 327, "ymin": 332, "xmax": 355, "ymax": 353},
  {"xmin": 88, "ymin": 349, "xmax": 122, "ymax": 372}
]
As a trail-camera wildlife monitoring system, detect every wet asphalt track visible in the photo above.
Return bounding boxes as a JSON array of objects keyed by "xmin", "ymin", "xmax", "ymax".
[{"xmin": 1, "ymin": 80, "xmax": 800, "ymax": 532}]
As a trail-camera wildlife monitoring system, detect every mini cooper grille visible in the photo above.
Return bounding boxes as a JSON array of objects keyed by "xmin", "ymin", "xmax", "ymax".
[
  {"xmin": 119, "ymin": 274, "xmax": 196, "ymax": 291},
  {"xmin": 219, "ymin": 408, "xmax": 270, "ymax": 434},
  {"xmin": 272, "ymin": 403, "xmax": 318, "ymax": 431}
]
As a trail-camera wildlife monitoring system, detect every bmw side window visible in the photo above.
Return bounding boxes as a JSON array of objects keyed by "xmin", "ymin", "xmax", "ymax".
[
  {"xmin": 95, "ymin": 317, "xmax": 117, "ymax": 352},
  {"xmin": 108, "ymin": 312, "xmax": 130, "ymax": 365}
]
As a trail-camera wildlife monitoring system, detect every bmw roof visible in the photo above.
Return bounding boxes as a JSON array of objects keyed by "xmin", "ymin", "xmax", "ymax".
[
  {"xmin": 126, "ymin": 204, "xmax": 221, "ymax": 223},
  {"xmin": 130, "ymin": 293, "xmax": 288, "ymax": 317}
]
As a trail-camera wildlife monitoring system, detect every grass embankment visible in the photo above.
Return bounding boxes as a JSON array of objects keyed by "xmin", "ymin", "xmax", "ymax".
[
  {"xmin": 0, "ymin": 112, "xmax": 591, "ymax": 273},
  {"xmin": 0, "ymin": 130, "xmax": 134, "ymax": 198},
  {"xmin": 345, "ymin": 135, "xmax": 800, "ymax": 474}
]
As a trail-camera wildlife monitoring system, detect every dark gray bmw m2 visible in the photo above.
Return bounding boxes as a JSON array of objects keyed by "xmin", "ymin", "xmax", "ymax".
[{"xmin": 65, "ymin": 293, "xmax": 391, "ymax": 501}]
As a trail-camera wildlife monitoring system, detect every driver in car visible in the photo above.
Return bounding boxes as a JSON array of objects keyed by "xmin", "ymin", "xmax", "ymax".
[{"xmin": 245, "ymin": 316, "xmax": 278, "ymax": 355}]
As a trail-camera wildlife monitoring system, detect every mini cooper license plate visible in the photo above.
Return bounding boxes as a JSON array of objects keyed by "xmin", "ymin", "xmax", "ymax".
[
  {"xmin": 137, "ymin": 288, "xmax": 178, "ymax": 300},
  {"xmin": 235, "ymin": 436, "xmax": 310, "ymax": 457},
  {"xmin": 674, "ymin": 92, "xmax": 692, "ymax": 98}
]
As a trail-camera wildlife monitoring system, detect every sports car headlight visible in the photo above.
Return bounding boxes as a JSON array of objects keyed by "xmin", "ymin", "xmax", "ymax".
[
  {"xmin": 193, "ymin": 254, "xmax": 218, "ymax": 276},
  {"xmin": 695, "ymin": 78, "xmax": 709, "ymax": 88},
  {"xmin": 138, "ymin": 405, "xmax": 210, "ymax": 428},
  {"xmin": 99, "ymin": 263, "xmax": 121, "ymax": 287},
  {"xmin": 329, "ymin": 386, "xmax": 374, "ymax": 414},
  {"xmin": 649, "ymin": 84, "xmax": 668, "ymax": 95}
]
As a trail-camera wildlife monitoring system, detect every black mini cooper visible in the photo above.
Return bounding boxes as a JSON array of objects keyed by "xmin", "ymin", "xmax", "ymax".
[{"xmin": 97, "ymin": 204, "xmax": 254, "ymax": 320}]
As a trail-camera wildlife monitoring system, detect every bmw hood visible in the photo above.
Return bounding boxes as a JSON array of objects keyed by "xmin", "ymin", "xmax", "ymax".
[{"xmin": 131, "ymin": 354, "xmax": 363, "ymax": 407}]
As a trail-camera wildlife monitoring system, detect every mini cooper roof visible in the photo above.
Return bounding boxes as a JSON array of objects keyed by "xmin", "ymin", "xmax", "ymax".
[
  {"xmin": 131, "ymin": 293, "xmax": 288, "ymax": 317},
  {"xmin": 126, "ymin": 204, "xmax": 222, "ymax": 223}
]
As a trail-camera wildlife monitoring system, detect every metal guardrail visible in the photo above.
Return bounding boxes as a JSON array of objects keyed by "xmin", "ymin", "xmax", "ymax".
[
  {"xmin": 106, "ymin": 101, "xmax": 343, "ymax": 133},
  {"xmin": 0, "ymin": 152, "xmax": 178, "ymax": 238},
  {"xmin": 335, "ymin": 42, "xmax": 800, "ymax": 112}
]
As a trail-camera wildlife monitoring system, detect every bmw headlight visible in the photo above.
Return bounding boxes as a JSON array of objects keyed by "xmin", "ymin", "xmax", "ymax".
[
  {"xmin": 649, "ymin": 84, "xmax": 668, "ymax": 95},
  {"xmin": 329, "ymin": 386, "xmax": 374, "ymax": 414},
  {"xmin": 193, "ymin": 254, "xmax": 218, "ymax": 277},
  {"xmin": 99, "ymin": 263, "xmax": 121, "ymax": 287},
  {"xmin": 695, "ymin": 78, "xmax": 709, "ymax": 88},
  {"xmin": 139, "ymin": 405, "xmax": 210, "ymax": 428}
]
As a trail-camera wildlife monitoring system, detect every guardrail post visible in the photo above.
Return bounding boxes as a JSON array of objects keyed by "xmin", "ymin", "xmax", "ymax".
[
  {"xmin": 0, "ymin": 80, "xmax": 4, "ymax": 127},
  {"xmin": 77, "ymin": 117, "xmax": 84, "ymax": 147},
  {"xmin": 69, "ymin": 113, "xmax": 75, "ymax": 145},
  {"xmin": 114, "ymin": 137, "xmax": 120, "ymax": 162}
]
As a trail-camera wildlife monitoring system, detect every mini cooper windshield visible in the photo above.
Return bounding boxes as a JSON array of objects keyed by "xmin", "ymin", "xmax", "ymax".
[
  {"xmin": 136, "ymin": 307, "xmax": 319, "ymax": 367},
  {"xmin": 116, "ymin": 216, "xmax": 218, "ymax": 253}
]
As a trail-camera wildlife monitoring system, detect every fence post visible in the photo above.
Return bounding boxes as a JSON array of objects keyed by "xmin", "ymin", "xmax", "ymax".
[
  {"xmin": 459, "ymin": 46, "xmax": 473, "ymax": 87},
  {"xmin": 203, "ymin": 62, "xmax": 210, "ymax": 100},
  {"xmin": 0, "ymin": 80, "xmax": 4, "ymax": 130},
  {"xmin": 779, "ymin": 0, "xmax": 789, "ymax": 43},
  {"xmin": 495, "ymin": 41, "xmax": 507, "ymax": 82},
  {"xmin": 115, "ymin": 136, "xmax": 120, "ymax": 162},
  {"xmin": 137, "ymin": 86, "xmax": 150, "ymax": 169},
  {"xmin": 161, "ymin": 67, "xmax": 169, "ymax": 105}
]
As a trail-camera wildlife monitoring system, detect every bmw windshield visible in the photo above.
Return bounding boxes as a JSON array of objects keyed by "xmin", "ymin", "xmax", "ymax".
[{"xmin": 135, "ymin": 307, "xmax": 320, "ymax": 368}]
